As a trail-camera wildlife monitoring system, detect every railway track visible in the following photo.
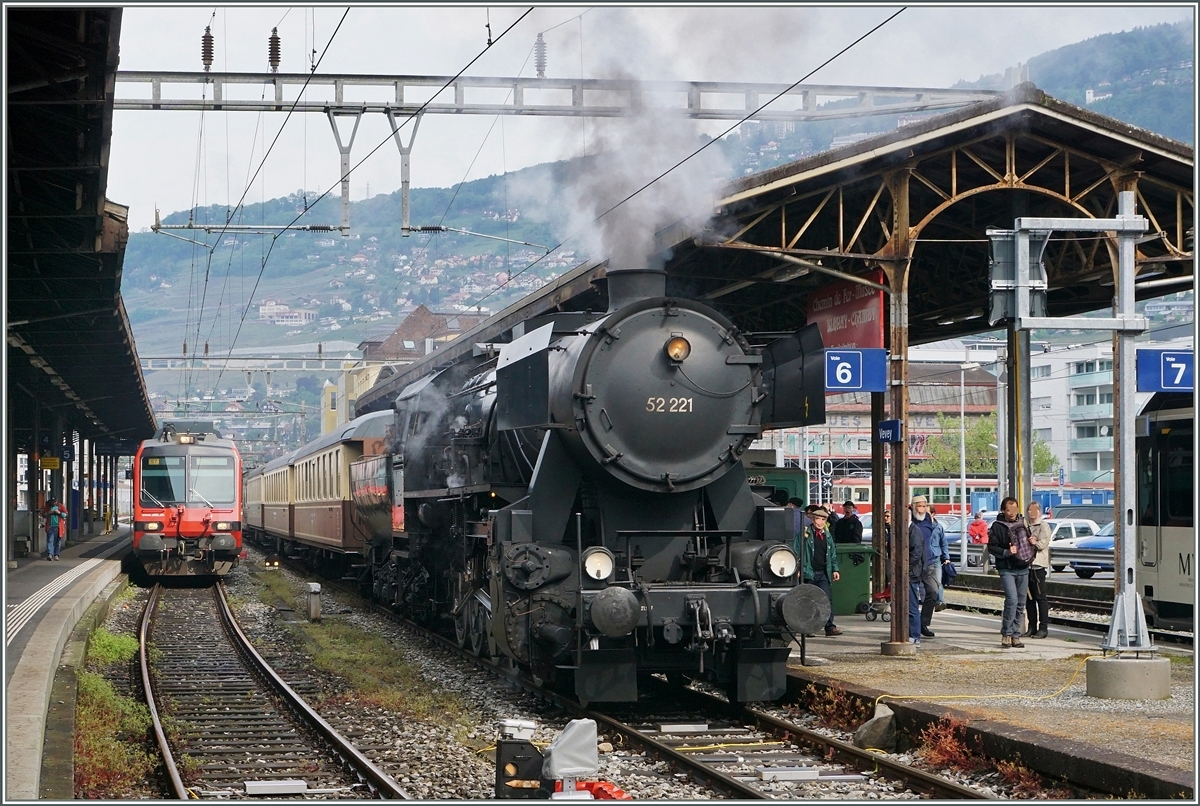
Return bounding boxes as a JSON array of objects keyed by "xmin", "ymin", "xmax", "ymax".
[
  {"xmin": 280, "ymin": 554, "xmax": 988, "ymax": 799},
  {"xmin": 139, "ymin": 583, "xmax": 410, "ymax": 799},
  {"xmin": 578, "ymin": 686, "xmax": 990, "ymax": 799}
]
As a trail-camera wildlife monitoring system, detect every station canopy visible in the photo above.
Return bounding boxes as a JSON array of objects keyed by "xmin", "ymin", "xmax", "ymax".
[{"xmin": 665, "ymin": 83, "xmax": 1193, "ymax": 345}]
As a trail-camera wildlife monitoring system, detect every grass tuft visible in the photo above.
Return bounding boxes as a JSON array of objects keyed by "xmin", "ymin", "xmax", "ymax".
[
  {"xmin": 86, "ymin": 628, "xmax": 140, "ymax": 666},
  {"xmin": 74, "ymin": 671, "xmax": 155, "ymax": 797}
]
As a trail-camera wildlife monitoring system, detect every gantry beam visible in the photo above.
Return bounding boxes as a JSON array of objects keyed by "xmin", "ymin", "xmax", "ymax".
[{"xmin": 113, "ymin": 71, "xmax": 1003, "ymax": 121}]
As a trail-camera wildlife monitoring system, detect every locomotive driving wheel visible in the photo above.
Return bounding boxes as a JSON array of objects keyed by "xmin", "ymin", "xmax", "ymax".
[
  {"xmin": 467, "ymin": 596, "xmax": 491, "ymax": 658},
  {"xmin": 455, "ymin": 603, "xmax": 471, "ymax": 649}
]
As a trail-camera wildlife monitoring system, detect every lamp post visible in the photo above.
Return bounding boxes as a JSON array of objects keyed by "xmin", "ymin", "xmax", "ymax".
[{"xmin": 959, "ymin": 361, "xmax": 981, "ymax": 569}]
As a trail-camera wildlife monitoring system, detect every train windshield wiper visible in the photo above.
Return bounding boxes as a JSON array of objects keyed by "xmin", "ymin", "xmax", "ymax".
[
  {"xmin": 190, "ymin": 488, "xmax": 215, "ymax": 508},
  {"xmin": 142, "ymin": 489, "xmax": 167, "ymax": 508}
]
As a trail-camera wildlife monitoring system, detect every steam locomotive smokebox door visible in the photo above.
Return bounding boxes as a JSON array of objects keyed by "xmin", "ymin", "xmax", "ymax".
[
  {"xmin": 497, "ymin": 323, "xmax": 554, "ymax": 431},
  {"xmin": 759, "ymin": 324, "xmax": 826, "ymax": 428},
  {"xmin": 575, "ymin": 648, "xmax": 637, "ymax": 702},
  {"xmin": 736, "ymin": 646, "xmax": 790, "ymax": 702}
]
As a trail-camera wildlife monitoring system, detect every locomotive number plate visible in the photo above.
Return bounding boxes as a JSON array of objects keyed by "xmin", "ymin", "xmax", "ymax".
[{"xmin": 645, "ymin": 396, "xmax": 693, "ymax": 412}]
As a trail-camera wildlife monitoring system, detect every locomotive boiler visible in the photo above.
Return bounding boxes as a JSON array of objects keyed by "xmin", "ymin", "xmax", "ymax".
[{"xmin": 356, "ymin": 266, "xmax": 830, "ymax": 703}]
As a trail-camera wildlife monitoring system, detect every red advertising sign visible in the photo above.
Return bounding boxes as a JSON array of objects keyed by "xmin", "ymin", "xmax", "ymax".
[{"xmin": 805, "ymin": 268, "xmax": 885, "ymax": 349}]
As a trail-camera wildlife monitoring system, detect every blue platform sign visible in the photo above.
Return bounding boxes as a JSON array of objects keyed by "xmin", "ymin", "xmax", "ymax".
[
  {"xmin": 825, "ymin": 348, "xmax": 887, "ymax": 392},
  {"xmin": 1136, "ymin": 349, "xmax": 1194, "ymax": 392},
  {"xmin": 877, "ymin": 419, "xmax": 903, "ymax": 443}
]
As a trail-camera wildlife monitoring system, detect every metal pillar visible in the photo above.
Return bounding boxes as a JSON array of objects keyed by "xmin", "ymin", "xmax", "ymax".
[
  {"xmin": 64, "ymin": 429, "xmax": 75, "ymax": 546},
  {"xmin": 1005, "ymin": 326, "xmax": 1032, "ymax": 508},
  {"xmin": 883, "ymin": 169, "xmax": 912, "ymax": 652},
  {"xmin": 1107, "ymin": 190, "xmax": 1149, "ymax": 652},
  {"xmin": 7, "ymin": 414, "xmax": 16, "ymax": 563},
  {"xmin": 32, "ymin": 403, "xmax": 42, "ymax": 553},
  {"xmin": 326, "ymin": 109, "xmax": 363, "ymax": 235},
  {"xmin": 870, "ymin": 391, "xmax": 886, "ymax": 594},
  {"xmin": 385, "ymin": 109, "xmax": 422, "ymax": 236}
]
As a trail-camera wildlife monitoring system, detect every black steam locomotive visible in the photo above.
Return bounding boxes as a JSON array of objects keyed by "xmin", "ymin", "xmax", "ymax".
[{"xmin": 344, "ymin": 266, "xmax": 829, "ymax": 703}]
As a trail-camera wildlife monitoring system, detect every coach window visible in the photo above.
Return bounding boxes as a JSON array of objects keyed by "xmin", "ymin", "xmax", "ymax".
[{"xmin": 1163, "ymin": 428, "xmax": 1193, "ymax": 528}]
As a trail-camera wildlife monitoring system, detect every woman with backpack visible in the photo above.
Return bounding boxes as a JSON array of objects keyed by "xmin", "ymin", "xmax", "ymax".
[{"xmin": 987, "ymin": 497, "xmax": 1033, "ymax": 648}]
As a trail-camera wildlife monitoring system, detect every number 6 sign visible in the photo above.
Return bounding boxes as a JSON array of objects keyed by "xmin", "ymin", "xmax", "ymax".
[{"xmin": 825, "ymin": 349, "xmax": 888, "ymax": 392}]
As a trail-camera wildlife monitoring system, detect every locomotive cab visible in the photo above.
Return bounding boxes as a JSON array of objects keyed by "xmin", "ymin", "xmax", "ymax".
[{"xmin": 133, "ymin": 423, "xmax": 243, "ymax": 577}]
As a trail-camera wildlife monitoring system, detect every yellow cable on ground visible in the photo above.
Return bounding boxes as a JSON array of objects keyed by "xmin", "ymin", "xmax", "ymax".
[{"xmin": 872, "ymin": 653, "xmax": 1103, "ymax": 710}]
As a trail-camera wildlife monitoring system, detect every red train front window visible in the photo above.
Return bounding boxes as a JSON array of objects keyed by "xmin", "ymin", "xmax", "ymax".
[
  {"xmin": 141, "ymin": 453, "xmax": 236, "ymax": 507},
  {"xmin": 189, "ymin": 456, "xmax": 236, "ymax": 505}
]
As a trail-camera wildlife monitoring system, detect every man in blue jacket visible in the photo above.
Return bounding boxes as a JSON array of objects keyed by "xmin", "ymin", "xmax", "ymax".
[
  {"xmin": 796, "ymin": 506, "xmax": 842, "ymax": 636},
  {"xmin": 908, "ymin": 495, "xmax": 949, "ymax": 643}
]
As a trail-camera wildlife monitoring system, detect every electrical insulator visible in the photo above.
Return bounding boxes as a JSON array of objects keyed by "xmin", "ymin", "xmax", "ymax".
[
  {"xmin": 534, "ymin": 33, "xmax": 547, "ymax": 78},
  {"xmin": 268, "ymin": 27, "xmax": 281, "ymax": 73},
  {"xmin": 204, "ymin": 341, "xmax": 209, "ymax": 358},
  {"xmin": 201, "ymin": 26, "xmax": 214, "ymax": 72},
  {"xmin": 183, "ymin": 340, "xmax": 188, "ymax": 356}
]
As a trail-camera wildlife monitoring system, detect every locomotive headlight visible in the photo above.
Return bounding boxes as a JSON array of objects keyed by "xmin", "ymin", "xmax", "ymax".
[
  {"xmin": 760, "ymin": 545, "xmax": 798, "ymax": 580},
  {"xmin": 581, "ymin": 547, "xmax": 616, "ymax": 581},
  {"xmin": 664, "ymin": 335, "xmax": 691, "ymax": 362},
  {"xmin": 214, "ymin": 521, "xmax": 232, "ymax": 531},
  {"xmin": 144, "ymin": 521, "xmax": 162, "ymax": 532}
]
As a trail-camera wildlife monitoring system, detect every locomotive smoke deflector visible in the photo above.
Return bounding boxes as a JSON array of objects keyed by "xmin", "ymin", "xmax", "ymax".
[{"xmin": 758, "ymin": 323, "xmax": 827, "ymax": 429}]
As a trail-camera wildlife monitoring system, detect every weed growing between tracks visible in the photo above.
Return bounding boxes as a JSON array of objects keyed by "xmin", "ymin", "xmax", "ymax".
[
  {"xmin": 255, "ymin": 570, "xmax": 473, "ymax": 729},
  {"xmin": 798, "ymin": 683, "xmax": 872, "ymax": 731},
  {"xmin": 917, "ymin": 717, "xmax": 1074, "ymax": 798},
  {"xmin": 74, "ymin": 671, "xmax": 154, "ymax": 797}
]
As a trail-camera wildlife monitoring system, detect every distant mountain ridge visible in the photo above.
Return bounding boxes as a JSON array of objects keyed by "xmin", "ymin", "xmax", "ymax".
[{"xmin": 123, "ymin": 21, "xmax": 1196, "ymax": 363}]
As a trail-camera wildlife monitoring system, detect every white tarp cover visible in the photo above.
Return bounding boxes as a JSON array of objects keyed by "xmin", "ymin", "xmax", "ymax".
[{"xmin": 543, "ymin": 719, "xmax": 599, "ymax": 778}]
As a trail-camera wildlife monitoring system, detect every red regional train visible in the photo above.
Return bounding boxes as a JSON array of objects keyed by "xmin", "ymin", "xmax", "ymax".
[{"xmin": 132, "ymin": 421, "xmax": 244, "ymax": 577}]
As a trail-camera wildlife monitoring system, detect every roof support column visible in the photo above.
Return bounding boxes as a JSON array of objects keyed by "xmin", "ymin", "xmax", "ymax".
[
  {"xmin": 1005, "ymin": 326, "xmax": 1032, "ymax": 509},
  {"xmin": 870, "ymin": 391, "xmax": 886, "ymax": 594},
  {"xmin": 881, "ymin": 169, "xmax": 914, "ymax": 655}
]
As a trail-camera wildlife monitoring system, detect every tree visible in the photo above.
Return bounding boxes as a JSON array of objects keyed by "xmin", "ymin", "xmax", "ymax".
[{"xmin": 913, "ymin": 413, "xmax": 1060, "ymax": 476}]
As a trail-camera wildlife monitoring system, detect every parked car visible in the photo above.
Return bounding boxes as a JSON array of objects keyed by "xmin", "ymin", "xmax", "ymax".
[
  {"xmin": 1069, "ymin": 527, "xmax": 1116, "ymax": 578},
  {"xmin": 1047, "ymin": 518, "xmax": 1102, "ymax": 572},
  {"xmin": 1049, "ymin": 504, "xmax": 1114, "ymax": 527}
]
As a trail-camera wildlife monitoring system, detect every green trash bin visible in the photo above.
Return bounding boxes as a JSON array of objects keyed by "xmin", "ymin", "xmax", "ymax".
[{"xmin": 832, "ymin": 544, "xmax": 874, "ymax": 616}]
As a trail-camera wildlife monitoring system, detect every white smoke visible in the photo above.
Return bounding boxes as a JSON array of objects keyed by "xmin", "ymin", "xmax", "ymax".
[{"xmin": 512, "ymin": 8, "xmax": 820, "ymax": 271}]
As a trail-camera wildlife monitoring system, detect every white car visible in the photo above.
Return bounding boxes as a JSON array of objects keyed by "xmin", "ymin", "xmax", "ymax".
[{"xmin": 1046, "ymin": 518, "xmax": 1102, "ymax": 572}]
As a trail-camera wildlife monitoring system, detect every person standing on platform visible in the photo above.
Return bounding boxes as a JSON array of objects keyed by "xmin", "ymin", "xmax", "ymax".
[
  {"xmin": 44, "ymin": 498, "xmax": 64, "ymax": 561},
  {"xmin": 907, "ymin": 495, "xmax": 948, "ymax": 640},
  {"xmin": 801, "ymin": 506, "xmax": 842, "ymax": 636},
  {"xmin": 833, "ymin": 501, "xmax": 863, "ymax": 543},
  {"xmin": 988, "ymin": 497, "xmax": 1032, "ymax": 648},
  {"xmin": 1024, "ymin": 501, "xmax": 1052, "ymax": 639}
]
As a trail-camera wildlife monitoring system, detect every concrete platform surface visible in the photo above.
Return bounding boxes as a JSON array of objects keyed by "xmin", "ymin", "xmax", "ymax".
[
  {"xmin": 786, "ymin": 593, "xmax": 1193, "ymax": 798},
  {"xmin": 5, "ymin": 528, "xmax": 130, "ymax": 801}
]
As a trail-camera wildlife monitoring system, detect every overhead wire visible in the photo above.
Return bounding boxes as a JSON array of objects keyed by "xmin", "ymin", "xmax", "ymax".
[
  {"xmin": 467, "ymin": 6, "xmax": 908, "ymax": 309},
  {"xmin": 209, "ymin": 7, "xmax": 535, "ymax": 394}
]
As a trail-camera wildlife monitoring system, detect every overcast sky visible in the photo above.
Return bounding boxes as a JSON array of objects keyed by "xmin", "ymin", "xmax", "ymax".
[{"xmin": 108, "ymin": 4, "xmax": 1194, "ymax": 233}]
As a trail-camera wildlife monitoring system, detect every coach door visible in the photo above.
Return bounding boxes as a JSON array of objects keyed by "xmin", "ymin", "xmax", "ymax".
[{"xmin": 1137, "ymin": 417, "xmax": 1159, "ymax": 569}]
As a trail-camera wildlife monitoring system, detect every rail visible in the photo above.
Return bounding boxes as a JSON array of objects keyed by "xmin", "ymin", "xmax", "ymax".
[{"xmin": 139, "ymin": 583, "xmax": 411, "ymax": 800}]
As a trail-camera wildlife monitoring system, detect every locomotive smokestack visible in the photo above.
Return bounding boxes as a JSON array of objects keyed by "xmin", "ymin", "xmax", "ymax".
[{"xmin": 605, "ymin": 267, "xmax": 666, "ymax": 312}]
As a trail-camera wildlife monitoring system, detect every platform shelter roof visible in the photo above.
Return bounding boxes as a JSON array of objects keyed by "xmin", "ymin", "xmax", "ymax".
[
  {"xmin": 663, "ymin": 83, "xmax": 1194, "ymax": 346},
  {"xmin": 7, "ymin": 7, "xmax": 156, "ymax": 452}
]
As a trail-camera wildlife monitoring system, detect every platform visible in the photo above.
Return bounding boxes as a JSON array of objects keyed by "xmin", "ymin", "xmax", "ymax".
[
  {"xmin": 787, "ymin": 589, "xmax": 1193, "ymax": 798},
  {"xmin": 4, "ymin": 528, "xmax": 131, "ymax": 801}
]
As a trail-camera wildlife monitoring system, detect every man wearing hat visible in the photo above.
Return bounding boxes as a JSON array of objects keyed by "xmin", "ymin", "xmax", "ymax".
[
  {"xmin": 908, "ymin": 494, "xmax": 949, "ymax": 644},
  {"xmin": 798, "ymin": 506, "xmax": 842, "ymax": 636},
  {"xmin": 832, "ymin": 500, "xmax": 863, "ymax": 544}
]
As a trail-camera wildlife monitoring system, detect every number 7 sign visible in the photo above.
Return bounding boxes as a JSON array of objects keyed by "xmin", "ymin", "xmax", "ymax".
[{"xmin": 1136, "ymin": 349, "xmax": 1194, "ymax": 392}]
